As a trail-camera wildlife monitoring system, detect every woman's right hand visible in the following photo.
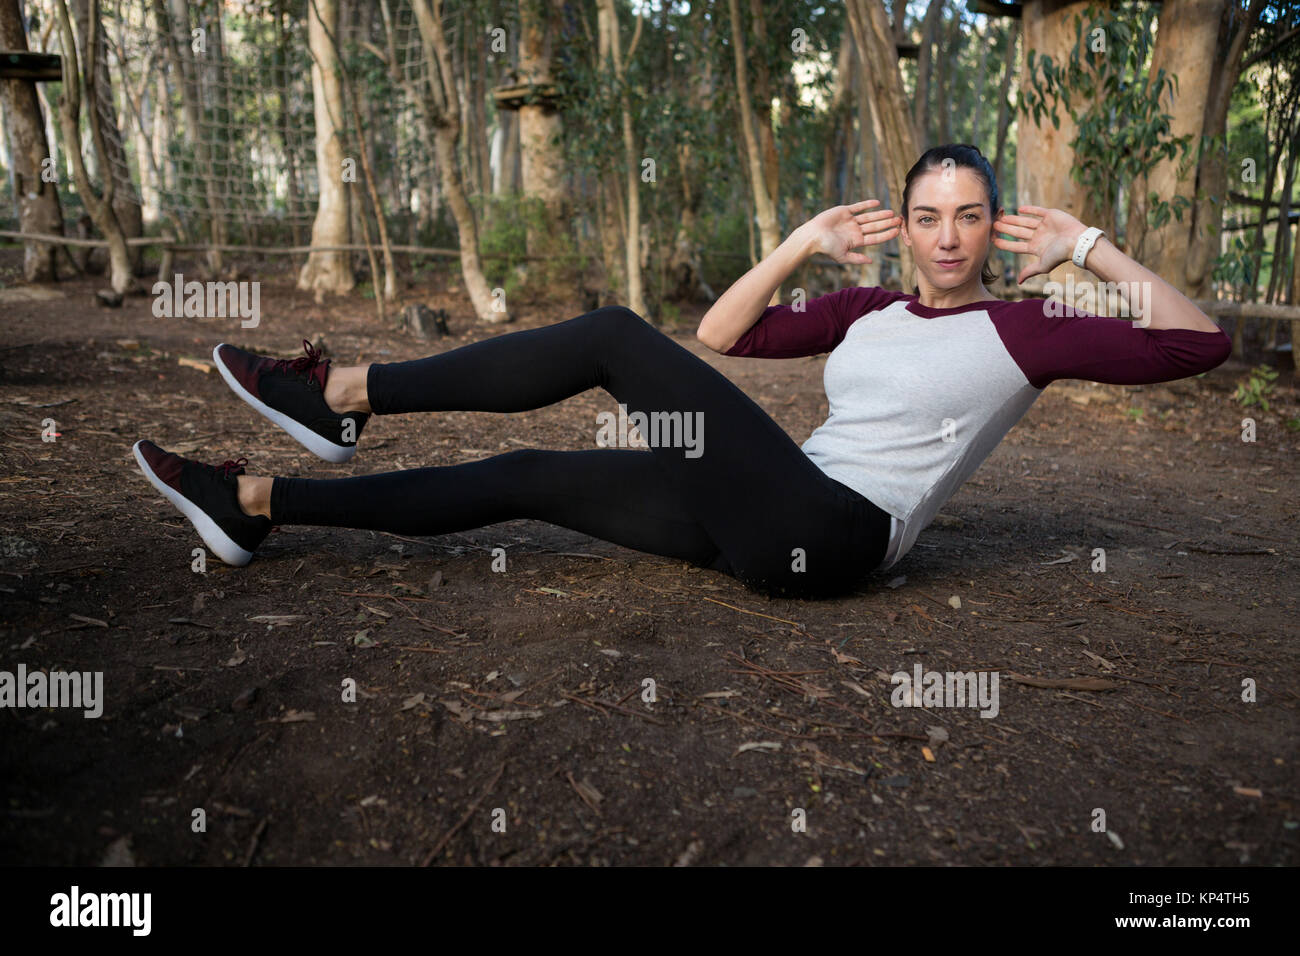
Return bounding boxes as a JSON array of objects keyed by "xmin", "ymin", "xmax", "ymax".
[{"xmin": 803, "ymin": 200, "xmax": 903, "ymax": 265}]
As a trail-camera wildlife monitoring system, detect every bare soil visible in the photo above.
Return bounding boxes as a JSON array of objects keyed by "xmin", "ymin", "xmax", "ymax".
[{"xmin": 1, "ymin": 255, "xmax": 1297, "ymax": 866}]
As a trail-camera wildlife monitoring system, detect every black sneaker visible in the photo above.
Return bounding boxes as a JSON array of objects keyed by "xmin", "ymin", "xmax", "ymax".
[
  {"xmin": 133, "ymin": 440, "xmax": 271, "ymax": 566},
  {"xmin": 213, "ymin": 340, "xmax": 368, "ymax": 463}
]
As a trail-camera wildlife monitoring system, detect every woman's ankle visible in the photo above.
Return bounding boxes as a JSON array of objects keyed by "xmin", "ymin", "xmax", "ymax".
[
  {"xmin": 324, "ymin": 364, "xmax": 373, "ymax": 415},
  {"xmin": 236, "ymin": 475, "xmax": 273, "ymax": 519}
]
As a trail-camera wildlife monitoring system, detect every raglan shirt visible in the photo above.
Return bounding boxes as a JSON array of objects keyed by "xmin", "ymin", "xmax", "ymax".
[{"xmin": 722, "ymin": 287, "xmax": 1232, "ymax": 571}]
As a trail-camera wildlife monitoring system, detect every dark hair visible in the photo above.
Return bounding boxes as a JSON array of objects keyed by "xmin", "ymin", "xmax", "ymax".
[{"xmin": 901, "ymin": 143, "xmax": 1001, "ymax": 288}]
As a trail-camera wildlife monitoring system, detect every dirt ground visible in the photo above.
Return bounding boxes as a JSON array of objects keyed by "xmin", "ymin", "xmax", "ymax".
[{"xmin": 1, "ymin": 253, "xmax": 1297, "ymax": 867}]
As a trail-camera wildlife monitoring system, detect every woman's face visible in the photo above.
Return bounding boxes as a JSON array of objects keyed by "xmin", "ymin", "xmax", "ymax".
[{"xmin": 901, "ymin": 167, "xmax": 1001, "ymax": 291}]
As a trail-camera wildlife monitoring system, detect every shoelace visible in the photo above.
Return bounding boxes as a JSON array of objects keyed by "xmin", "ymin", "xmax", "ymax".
[
  {"xmin": 211, "ymin": 457, "xmax": 249, "ymax": 479},
  {"xmin": 272, "ymin": 339, "xmax": 330, "ymax": 389}
]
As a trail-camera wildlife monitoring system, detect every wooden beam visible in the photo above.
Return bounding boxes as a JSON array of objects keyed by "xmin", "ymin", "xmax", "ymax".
[
  {"xmin": 1193, "ymin": 299, "xmax": 1300, "ymax": 321},
  {"xmin": 490, "ymin": 81, "xmax": 561, "ymax": 111},
  {"xmin": 0, "ymin": 50, "xmax": 62, "ymax": 81},
  {"xmin": 1223, "ymin": 210, "xmax": 1299, "ymax": 231}
]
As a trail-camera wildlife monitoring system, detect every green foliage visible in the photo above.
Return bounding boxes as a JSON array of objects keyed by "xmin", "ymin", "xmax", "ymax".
[
  {"xmin": 657, "ymin": 299, "xmax": 682, "ymax": 327},
  {"xmin": 1214, "ymin": 234, "xmax": 1273, "ymax": 298},
  {"xmin": 1019, "ymin": 2, "xmax": 1193, "ymax": 249},
  {"xmin": 698, "ymin": 207, "xmax": 758, "ymax": 294},
  {"xmin": 1233, "ymin": 365, "xmax": 1278, "ymax": 412},
  {"xmin": 475, "ymin": 193, "xmax": 589, "ymax": 306}
]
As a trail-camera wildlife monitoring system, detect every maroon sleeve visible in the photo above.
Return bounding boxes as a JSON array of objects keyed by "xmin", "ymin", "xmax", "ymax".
[
  {"xmin": 989, "ymin": 298, "xmax": 1233, "ymax": 389},
  {"xmin": 722, "ymin": 286, "xmax": 910, "ymax": 359}
]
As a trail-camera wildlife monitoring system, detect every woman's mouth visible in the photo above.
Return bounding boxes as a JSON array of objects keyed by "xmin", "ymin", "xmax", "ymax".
[{"xmin": 935, "ymin": 259, "xmax": 965, "ymax": 269}]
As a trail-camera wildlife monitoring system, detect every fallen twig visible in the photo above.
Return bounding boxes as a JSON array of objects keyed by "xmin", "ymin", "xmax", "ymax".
[
  {"xmin": 242, "ymin": 817, "xmax": 269, "ymax": 867},
  {"xmin": 701, "ymin": 596, "xmax": 803, "ymax": 628},
  {"xmin": 421, "ymin": 762, "xmax": 506, "ymax": 866}
]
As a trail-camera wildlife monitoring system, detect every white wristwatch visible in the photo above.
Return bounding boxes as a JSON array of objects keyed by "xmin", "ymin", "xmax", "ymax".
[{"xmin": 1071, "ymin": 226, "xmax": 1104, "ymax": 269}]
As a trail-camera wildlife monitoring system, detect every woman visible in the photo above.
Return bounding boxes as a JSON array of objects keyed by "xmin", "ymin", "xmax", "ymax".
[{"xmin": 134, "ymin": 144, "xmax": 1230, "ymax": 599}]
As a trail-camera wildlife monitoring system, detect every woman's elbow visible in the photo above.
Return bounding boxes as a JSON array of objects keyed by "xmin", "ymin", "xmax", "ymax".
[{"xmin": 697, "ymin": 327, "xmax": 738, "ymax": 354}]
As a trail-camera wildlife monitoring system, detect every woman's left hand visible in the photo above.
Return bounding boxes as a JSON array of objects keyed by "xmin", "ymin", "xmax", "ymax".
[{"xmin": 992, "ymin": 205, "xmax": 1090, "ymax": 284}]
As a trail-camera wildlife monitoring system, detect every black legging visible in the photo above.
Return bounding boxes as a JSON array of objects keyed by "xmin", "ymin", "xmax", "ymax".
[{"xmin": 269, "ymin": 306, "xmax": 893, "ymax": 598}]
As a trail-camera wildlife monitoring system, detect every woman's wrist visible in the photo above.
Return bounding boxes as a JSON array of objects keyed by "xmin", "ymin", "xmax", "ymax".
[
  {"xmin": 1071, "ymin": 225, "xmax": 1104, "ymax": 270},
  {"xmin": 788, "ymin": 221, "xmax": 822, "ymax": 261},
  {"xmin": 1081, "ymin": 235, "xmax": 1122, "ymax": 278}
]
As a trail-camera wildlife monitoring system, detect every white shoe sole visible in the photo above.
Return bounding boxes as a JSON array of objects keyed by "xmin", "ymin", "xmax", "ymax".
[
  {"xmin": 133, "ymin": 440, "xmax": 254, "ymax": 567},
  {"xmin": 213, "ymin": 343, "xmax": 356, "ymax": 464}
]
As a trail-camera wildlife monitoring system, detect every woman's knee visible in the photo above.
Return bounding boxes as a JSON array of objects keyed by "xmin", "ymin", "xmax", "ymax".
[{"xmin": 584, "ymin": 305, "xmax": 649, "ymax": 336}]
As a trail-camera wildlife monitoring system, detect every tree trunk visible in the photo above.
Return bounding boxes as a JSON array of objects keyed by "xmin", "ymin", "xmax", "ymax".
[
  {"xmin": 597, "ymin": 0, "xmax": 647, "ymax": 317},
  {"xmin": 494, "ymin": 108, "xmax": 519, "ymax": 195},
  {"xmin": 594, "ymin": 0, "xmax": 625, "ymax": 306},
  {"xmin": 126, "ymin": 54, "xmax": 158, "ymax": 224},
  {"xmin": 666, "ymin": 141, "xmax": 712, "ymax": 303},
  {"xmin": 935, "ymin": 6, "xmax": 960, "ymax": 145},
  {"xmin": 821, "ymin": 28, "xmax": 853, "ymax": 209},
  {"xmin": 992, "ymin": 19, "xmax": 1018, "ymax": 183},
  {"xmin": 854, "ymin": 39, "xmax": 881, "ymax": 287},
  {"xmin": 747, "ymin": 0, "xmax": 780, "ymax": 210},
  {"xmin": 1017, "ymin": 0, "xmax": 1100, "ymax": 293},
  {"xmin": 1266, "ymin": 125, "xmax": 1299, "ymax": 306},
  {"xmin": 278, "ymin": 1, "xmax": 303, "ymax": 247},
  {"xmin": 844, "ymin": 0, "xmax": 917, "ymax": 288},
  {"xmin": 971, "ymin": 18, "xmax": 989, "ymax": 146},
  {"xmin": 596, "ymin": 171, "xmax": 625, "ymax": 304},
  {"xmin": 1246, "ymin": 101, "xmax": 1281, "ymax": 302},
  {"xmin": 913, "ymin": 0, "xmax": 943, "ymax": 149},
  {"xmin": 298, "ymin": 0, "xmax": 354, "ymax": 296},
  {"xmin": 1125, "ymin": 0, "xmax": 1225, "ymax": 284},
  {"xmin": 0, "ymin": 0, "xmax": 64, "ymax": 281},
  {"xmin": 1184, "ymin": 0, "xmax": 1269, "ymax": 300},
  {"xmin": 472, "ymin": 16, "xmax": 491, "ymax": 208},
  {"xmin": 518, "ymin": 0, "xmax": 565, "ymax": 241},
  {"xmin": 780, "ymin": 74, "xmax": 803, "ymax": 227},
  {"xmin": 53, "ymin": 0, "xmax": 132, "ymax": 292},
  {"xmin": 412, "ymin": 0, "xmax": 501, "ymax": 322},
  {"xmin": 727, "ymin": 0, "xmax": 781, "ymax": 286},
  {"xmin": 71, "ymin": 0, "xmax": 142, "ymax": 273}
]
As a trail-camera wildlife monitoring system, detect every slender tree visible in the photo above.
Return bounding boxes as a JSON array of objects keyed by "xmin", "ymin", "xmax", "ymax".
[
  {"xmin": 412, "ymin": 0, "xmax": 503, "ymax": 321},
  {"xmin": 0, "ymin": 0, "xmax": 64, "ymax": 280},
  {"xmin": 53, "ymin": 0, "xmax": 133, "ymax": 292},
  {"xmin": 70, "ymin": 0, "xmax": 143, "ymax": 272},
  {"xmin": 844, "ymin": 0, "xmax": 917, "ymax": 288},
  {"xmin": 727, "ymin": 0, "xmax": 780, "ymax": 275},
  {"xmin": 597, "ymin": 0, "xmax": 646, "ymax": 315},
  {"xmin": 298, "ymin": 0, "xmax": 355, "ymax": 297},
  {"xmin": 1126, "ymin": 0, "xmax": 1232, "ymax": 286}
]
